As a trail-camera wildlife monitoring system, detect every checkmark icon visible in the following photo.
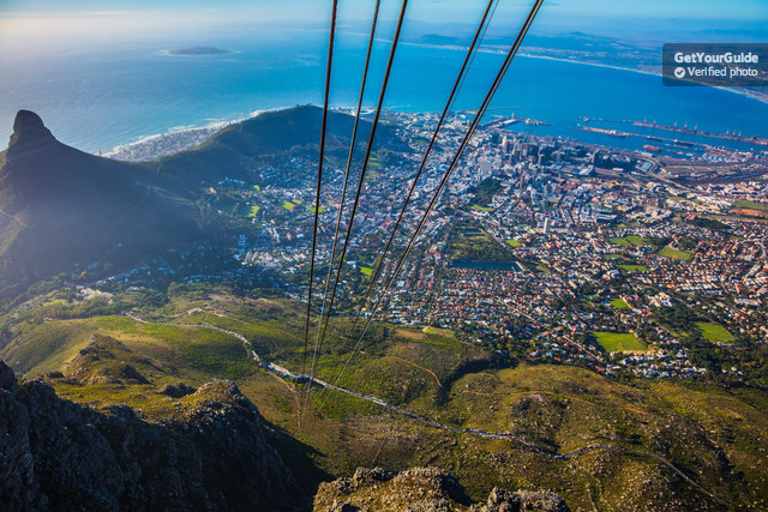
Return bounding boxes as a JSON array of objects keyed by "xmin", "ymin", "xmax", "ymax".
[{"xmin": 674, "ymin": 67, "xmax": 686, "ymax": 79}]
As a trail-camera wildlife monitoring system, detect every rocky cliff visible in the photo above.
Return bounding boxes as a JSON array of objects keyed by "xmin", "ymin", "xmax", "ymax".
[
  {"xmin": 4, "ymin": 111, "xmax": 58, "ymax": 164},
  {"xmin": 0, "ymin": 360, "xmax": 296, "ymax": 511},
  {"xmin": 0, "ymin": 110, "xmax": 199, "ymax": 295},
  {"xmin": 313, "ymin": 467, "xmax": 570, "ymax": 512}
]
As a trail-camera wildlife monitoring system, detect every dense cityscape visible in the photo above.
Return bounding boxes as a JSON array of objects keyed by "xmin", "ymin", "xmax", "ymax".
[
  {"xmin": 3, "ymin": 0, "xmax": 768, "ymax": 508},
  {"xmin": 91, "ymin": 109, "xmax": 768, "ymax": 383}
]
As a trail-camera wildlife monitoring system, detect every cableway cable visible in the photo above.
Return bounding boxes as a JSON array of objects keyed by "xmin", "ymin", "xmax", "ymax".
[
  {"xmin": 304, "ymin": 0, "xmax": 410, "ymax": 410},
  {"xmin": 319, "ymin": 0, "xmax": 500, "ymax": 400},
  {"xmin": 299, "ymin": 0, "xmax": 339, "ymax": 428},
  {"xmin": 313, "ymin": 0, "xmax": 381, "ymax": 387},
  {"xmin": 327, "ymin": 0, "xmax": 545, "ymax": 399}
]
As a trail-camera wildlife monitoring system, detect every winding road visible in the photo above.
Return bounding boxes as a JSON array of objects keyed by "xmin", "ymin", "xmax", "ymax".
[
  {"xmin": 124, "ymin": 312, "xmax": 727, "ymax": 507},
  {"xmin": 0, "ymin": 207, "xmax": 29, "ymax": 228}
]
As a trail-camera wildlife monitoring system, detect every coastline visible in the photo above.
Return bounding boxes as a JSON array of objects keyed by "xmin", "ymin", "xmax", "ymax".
[
  {"xmin": 516, "ymin": 52, "xmax": 768, "ymax": 107},
  {"xmin": 103, "ymin": 123, "xmax": 230, "ymax": 161},
  {"xmin": 95, "ymin": 45, "xmax": 768, "ymax": 162},
  {"xmin": 102, "ymin": 107, "xmax": 290, "ymax": 162},
  {"xmin": 348, "ymin": 30, "xmax": 768, "ymax": 107}
]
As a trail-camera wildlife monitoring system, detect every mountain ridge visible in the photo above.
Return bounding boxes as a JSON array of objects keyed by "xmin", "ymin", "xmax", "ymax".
[
  {"xmin": 0, "ymin": 111, "xmax": 162, "ymax": 296},
  {"xmin": 0, "ymin": 354, "xmax": 571, "ymax": 512},
  {"xmin": 0, "ymin": 358, "xmax": 299, "ymax": 511},
  {"xmin": 0, "ymin": 105, "xmax": 394, "ymax": 299}
]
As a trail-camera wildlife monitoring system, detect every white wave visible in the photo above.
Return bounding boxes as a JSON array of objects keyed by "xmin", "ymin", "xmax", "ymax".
[
  {"xmin": 100, "ymin": 105, "xmax": 315, "ymax": 160},
  {"xmin": 249, "ymin": 105, "xmax": 293, "ymax": 118}
]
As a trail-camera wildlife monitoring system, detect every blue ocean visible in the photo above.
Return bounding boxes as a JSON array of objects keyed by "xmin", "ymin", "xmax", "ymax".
[{"xmin": 1, "ymin": 29, "xmax": 767, "ymax": 154}]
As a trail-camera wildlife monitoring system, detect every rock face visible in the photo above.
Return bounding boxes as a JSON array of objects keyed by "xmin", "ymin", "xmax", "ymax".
[
  {"xmin": 313, "ymin": 467, "xmax": 570, "ymax": 512},
  {"xmin": 0, "ymin": 110, "xmax": 202, "ymax": 295},
  {"xmin": 478, "ymin": 487, "xmax": 570, "ymax": 512},
  {"xmin": 5, "ymin": 110, "xmax": 58, "ymax": 163},
  {"xmin": 0, "ymin": 361, "xmax": 296, "ymax": 511},
  {"xmin": 158, "ymin": 382, "xmax": 197, "ymax": 399}
]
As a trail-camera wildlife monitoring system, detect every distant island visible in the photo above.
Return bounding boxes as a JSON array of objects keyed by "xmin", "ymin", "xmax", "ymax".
[{"xmin": 164, "ymin": 47, "xmax": 231, "ymax": 56}]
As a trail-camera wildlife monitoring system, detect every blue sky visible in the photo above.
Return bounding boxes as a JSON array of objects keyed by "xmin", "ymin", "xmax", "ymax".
[
  {"xmin": 0, "ymin": 0, "xmax": 764, "ymax": 54},
  {"xmin": 0, "ymin": 0, "xmax": 765, "ymax": 21}
]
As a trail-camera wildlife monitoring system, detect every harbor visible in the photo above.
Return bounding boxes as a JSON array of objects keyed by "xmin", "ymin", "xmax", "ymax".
[{"xmin": 582, "ymin": 117, "xmax": 768, "ymax": 147}]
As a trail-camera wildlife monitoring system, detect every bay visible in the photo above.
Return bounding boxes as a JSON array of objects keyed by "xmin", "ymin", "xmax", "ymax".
[{"xmin": 1, "ymin": 29, "xmax": 766, "ymax": 154}]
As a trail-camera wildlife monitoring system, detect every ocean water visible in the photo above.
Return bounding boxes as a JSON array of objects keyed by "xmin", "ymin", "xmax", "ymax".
[{"xmin": 1, "ymin": 29, "xmax": 767, "ymax": 154}]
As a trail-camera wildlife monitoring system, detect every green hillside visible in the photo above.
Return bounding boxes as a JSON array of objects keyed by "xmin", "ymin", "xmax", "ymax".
[
  {"xmin": 2, "ymin": 286, "xmax": 766, "ymax": 511},
  {"xmin": 0, "ymin": 106, "xmax": 395, "ymax": 299},
  {"xmin": 153, "ymin": 105, "xmax": 403, "ymax": 199}
]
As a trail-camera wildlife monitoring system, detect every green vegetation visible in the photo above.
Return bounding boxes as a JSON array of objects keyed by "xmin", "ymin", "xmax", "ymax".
[
  {"xmin": 411, "ymin": 135, "xmax": 431, "ymax": 147},
  {"xmin": 609, "ymin": 298, "xmax": 630, "ymax": 309},
  {"xmin": 733, "ymin": 199, "xmax": 768, "ymax": 211},
  {"xmin": 248, "ymin": 205, "xmax": 260, "ymax": 217},
  {"xmin": 462, "ymin": 228, "xmax": 486, "ymax": 238},
  {"xmin": 366, "ymin": 149, "xmax": 387, "ymax": 173},
  {"xmin": 620, "ymin": 264, "xmax": 649, "ymax": 272},
  {"xmin": 0, "ymin": 320, "xmax": 94, "ymax": 376},
  {"xmin": 471, "ymin": 205, "xmax": 494, "ymax": 213},
  {"xmin": 0, "ymin": 309, "xmax": 261, "ymax": 381},
  {"xmin": 609, "ymin": 237, "xmax": 632, "ymax": 248},
  {"xmin": 626, "ymin": 235, "xmax": 652, "ymax": 247},
  {"xmin": 308, "ymin": 205, "xmax": 327, "ymax": 213},
  {"xmin": 659, "ymin": 246, "xmax": 693, "ymax": 261},
  {"xmin": 590, "ymin": 331, "xmax": 647, "ymax": 352},
  {"xmin": 308, "ymin": 359, "xmax": 768, "ymax": 509},
  {"xmin": 422, "ymin": 326, "xmax": 455, "ymax": 338},
  {"xmin": 467, "ymin": 178, "xmax": 502, "ymax": 208},
  {"xmin": 183, "ymin": 337, "xmax": 257, "ymax": 380},
  {"xmin": 2, "ymin": 286, "xmax": 768, "ymax": 510},
  {"xmin": 609, "ymin": 235, "xmax": 653, "ymax": 248},
  {"xmin": 3, "ymin": 106, "xmax": 768, "ymax": 510},
  {"xmin": 696, "ymin": 322, "xmax": 735, "ymax": 344},
  {"xmin": 448, "ymin": 223, "xmax": 515, "ymax": 262},
  {"xmin": 505, "ymin": 239, "xmax": 522, "ymax": 248},
  {"xmin": 686, "ymin": 216, "xmax": 730, "ymax": 232}
]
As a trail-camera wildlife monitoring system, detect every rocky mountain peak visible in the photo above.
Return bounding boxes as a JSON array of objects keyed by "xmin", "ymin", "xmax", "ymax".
[
  {"xmin": 5, "ymin": 110, "xmax": 58, "ymax": 163},
  {"xmin": 12, "ymin": 110, "xmax": 51, "ymax": 141}
]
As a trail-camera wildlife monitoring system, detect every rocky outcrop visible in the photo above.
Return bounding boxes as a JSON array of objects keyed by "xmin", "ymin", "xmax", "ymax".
[
  {"xmin": 4, "ymin": 110, "xmax": 58, "ymax": 164},
  {"xmin": 477, "ymin": 487, "xmax": 570, "ymax": 512},
  {"xmin": 158, "ymin": 382, "xmax": 197, "ymax": 399},
  {"xmin": 66, "ymin": 335, "xmax": 151, "ymax": 386},
  {"xmin": 313, "ymin": 467, "xmax": 569, "ymax": 512},
  {"xmin": 0, "ymin": 361, "xmax": 296, "ymax": 511}
]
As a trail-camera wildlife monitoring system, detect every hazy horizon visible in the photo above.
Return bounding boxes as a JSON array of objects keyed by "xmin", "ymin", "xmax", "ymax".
[{"xmin": 1, "ymin": 0, "xmax": 766, "ymax": 57}]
